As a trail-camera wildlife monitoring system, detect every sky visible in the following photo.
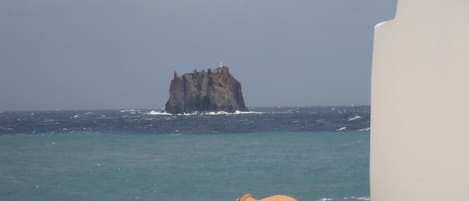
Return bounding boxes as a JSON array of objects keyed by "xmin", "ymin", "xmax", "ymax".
[{"xmin": 0, "ymin": 0, "xmax": 396, "ymax": 111}]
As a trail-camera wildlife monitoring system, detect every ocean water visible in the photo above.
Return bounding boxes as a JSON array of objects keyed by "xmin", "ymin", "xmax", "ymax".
[
  {"xmin": 0, "ymin": 106, "xmax": 369, "ymax": 134},
  {"xmin": 0, "ymin": 107, "xmax": 370, "ymax": 201}
]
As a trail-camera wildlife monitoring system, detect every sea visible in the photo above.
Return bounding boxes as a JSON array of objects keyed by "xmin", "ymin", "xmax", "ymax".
[{"xmin": 0, "ymin": 106, "xmax": 370, "ymax": 201}]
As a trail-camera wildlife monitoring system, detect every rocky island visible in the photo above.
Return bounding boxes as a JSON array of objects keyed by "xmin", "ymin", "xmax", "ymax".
[{"xmin": 165, "ymin": 65, "xmax": 248, "ymax": 114}]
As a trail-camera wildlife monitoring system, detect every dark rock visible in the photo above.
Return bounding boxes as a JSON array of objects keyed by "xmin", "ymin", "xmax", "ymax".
[{"xmin": 165, "ymin": 66, "xmax": 248, "ymax": 114}]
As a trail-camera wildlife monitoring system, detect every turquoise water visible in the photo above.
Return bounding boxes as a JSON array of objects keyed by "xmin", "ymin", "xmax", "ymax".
[{"xmin": 0, "ymin": 132, "xmax": 369, "ymax": 201}]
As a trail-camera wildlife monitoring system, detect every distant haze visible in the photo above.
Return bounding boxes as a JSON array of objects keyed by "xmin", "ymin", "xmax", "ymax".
[{"xmin": 0, "ymin": 0, "xmax": 396, "ymax": 111}]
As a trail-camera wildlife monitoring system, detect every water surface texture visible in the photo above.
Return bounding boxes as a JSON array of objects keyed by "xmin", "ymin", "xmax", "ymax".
[
  {"xmin": 0, "ymin": 132, "xmax": 369, "ymax": 201},
  {"xmin": 0, "ymin": 106, "xmax": 369, "ymax": 134},
  {"xmin": 0, "ymin": 107, "xmax": 370, "ymax": 201}
]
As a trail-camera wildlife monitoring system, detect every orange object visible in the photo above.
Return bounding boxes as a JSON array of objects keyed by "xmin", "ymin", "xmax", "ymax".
[{"xmin": 237, "ymin": 193, "xmax": 297, "ymax": 201}]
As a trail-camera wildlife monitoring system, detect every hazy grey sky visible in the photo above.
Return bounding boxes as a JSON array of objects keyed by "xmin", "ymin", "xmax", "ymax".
[{"xmin": 0, "ymin": 0, "xmax": 396, "ymax": 111}]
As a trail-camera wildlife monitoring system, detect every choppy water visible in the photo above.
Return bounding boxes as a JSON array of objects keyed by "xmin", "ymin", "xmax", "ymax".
[
  {"xmin": 0, "ymin": 106, "xmax": 369, "ymax": 134},
  {"xmin": 0, "ymin": 107, "xmax": 370, "ymax": 201}
]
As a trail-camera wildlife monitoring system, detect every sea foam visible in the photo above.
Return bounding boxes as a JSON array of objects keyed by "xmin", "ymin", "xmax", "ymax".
[
  {"xmin": 145, "ymin": 110, "xmax": 172, "ymax": 116},
  {"xmin": 205, "ymin": 110, "xmax": 264, "ymax": 115},
  {"xmin": 358, "ymin": 127, "xmax": 370, "ymax": 132},
  {"xmin": 336, "ymin": 127, "xmax": 347, "ymax": 131},
  {"xmin": 347, "ymin": 115, "xmax": 361, "ymax": 121},
  {"xmin": 174, "ymin": 110, "xmax": 264, "ymax": 116}
]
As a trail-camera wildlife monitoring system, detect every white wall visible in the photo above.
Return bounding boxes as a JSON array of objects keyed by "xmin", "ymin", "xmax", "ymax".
[{"xmin": 371, "ymin": 0, "xmax": 469, "ymax": 200}]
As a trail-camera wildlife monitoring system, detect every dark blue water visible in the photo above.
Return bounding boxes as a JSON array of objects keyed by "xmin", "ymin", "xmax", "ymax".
[
  {"xmin": 0, "ymin": 106, "xmax": 369, "ymax": 135},
  {"xmin": 0, "ymin": 107, "xmax": 370, "ymax": 201}
]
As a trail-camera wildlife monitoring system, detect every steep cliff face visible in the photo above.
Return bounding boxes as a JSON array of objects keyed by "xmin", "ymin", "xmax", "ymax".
[{"xmin": 165, "ymin": 66, "xmax": 248, "ymax": 114}]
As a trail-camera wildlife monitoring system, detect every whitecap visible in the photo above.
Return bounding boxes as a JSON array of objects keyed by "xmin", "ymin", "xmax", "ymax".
[
  {"xmin": 347, "ymin": 115, "xmax": 361, "ymax": 121},
  {"xmin": 203, "ymin": 110, "xmax": 264, "ymax": 116},
  {"xmin": 120, "ymin": 109, "xmax": 137, "ymax": 113},
  {"xmin": 205, "ymin": 111, "xmax": 231, "ymax": 115},
  {"xmin": 120, "ymin": 109, "xmax": 139, "ymax": 115},
  {"xmin": 343, "ymin": 197, "xmax": 370, "ymax": 201},
  {"xmin": 233, "ymin": 110, "xmax": 264, "ymax": 115},
  {"xmin": 358, "ymin": 127, "xmax": 371, "ymax": 132},
  {"xmin": 178, "ymin": 112, "xmax": 198, "ymax": 116},
  {"xmin": 145, "ymin": 110, "xmax": 172, "ymax": 116},
  {"xmin": 336, "ymin": 127, "xmax": 347, "ymax": 131},
  {"xmin": 172, "ymin": 110, "xmax": 264, "ymax": 116}
]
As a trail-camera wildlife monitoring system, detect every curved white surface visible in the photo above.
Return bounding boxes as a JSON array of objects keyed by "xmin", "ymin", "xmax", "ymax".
[{"xmin": 371, "ymin": 0, "xmax": 469, "ymax": 201}]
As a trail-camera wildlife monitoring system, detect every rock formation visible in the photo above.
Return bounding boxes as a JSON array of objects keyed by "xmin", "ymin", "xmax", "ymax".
[{"xmin": 165, "ymin": 66, "xmax": 248, "ymax": 114}]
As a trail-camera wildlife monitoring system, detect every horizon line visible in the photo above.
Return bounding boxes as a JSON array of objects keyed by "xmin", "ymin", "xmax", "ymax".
[{"xmin": 0, "ymin": 104, "xmax": 370, "ymax": 113}]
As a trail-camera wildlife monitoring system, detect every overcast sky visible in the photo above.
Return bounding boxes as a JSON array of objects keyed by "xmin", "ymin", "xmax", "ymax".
[{"xmin": 0, "ymin": 0, "xmax": 396, "ymax": 111}]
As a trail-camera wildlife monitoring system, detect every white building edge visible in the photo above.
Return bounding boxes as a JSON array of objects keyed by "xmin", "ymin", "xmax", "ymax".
[{"xmin": 371, "ymin": 0, "xmax": 469, "ymax": 201}]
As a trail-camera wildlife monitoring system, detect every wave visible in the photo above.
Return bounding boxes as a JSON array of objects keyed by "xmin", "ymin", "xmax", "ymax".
[
  {"xmin": 173, "ymin": 110, "xmax": 264, "ymax": 116},
  {"xmin": 205, "ymin": 111, "xmax": 233, "ymax": 115},
  {"xmin": 176, "ymin": 112, "xmax": 199, "ymax": 116},
  {"xmin": 347, "ymin": 115, "xmax": 361, "ymax": 121},
  {"xmin": 205, "ymin": 110, "xmax": 264, "ymax": 115},
  {"xmin": 234, "ymin": 110, "xmax": 264, "ymax": 115},
  {"xmin": 317, "ymin": 196, "xmax": 370, "ymax": 201},
  {"xmin": 120, "ymin": 109, "xmax": 138, "ymax": 113},
  {"xmin": 0, "ymin": 106, "xmax": 370, "ymax": 134},
  {"xmin": 145, "ymin": 110, "xmax": 172, "ymax": 116},
  {"xmin": 123, "ymin": 109, "xmax": 264, "ymax": 116},
  {"xmin": 120, "ymin": 109, "xmax": 140, "ymax": 115},
  {"xmin": 336, "ymin": 127, "xmax": 347, "ymax": 131},
  {"xmin": 358, "ymin": 127, "xmax": 370, "ymax": 132}
]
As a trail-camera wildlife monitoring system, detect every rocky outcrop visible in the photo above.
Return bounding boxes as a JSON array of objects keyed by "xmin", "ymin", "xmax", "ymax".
[{"xmin": 165, "ymin": 66, "xmax": 248, "ymax": 114}]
